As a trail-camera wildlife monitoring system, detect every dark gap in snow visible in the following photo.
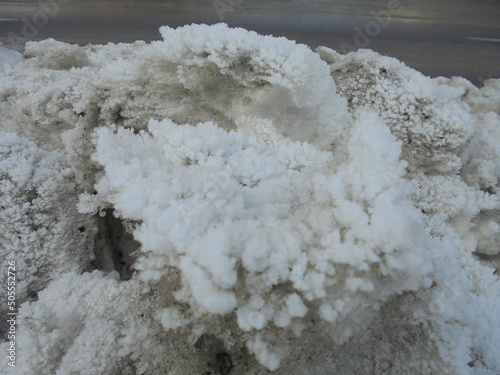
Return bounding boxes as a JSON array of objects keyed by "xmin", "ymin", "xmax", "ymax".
[
  {"xmin": 474, "ymin": 252, "xmax": 500, "ymax": 261},
  {"xmin": 90, "ymin": 209, "xmax": 140, "ymax": 280},
  {"xmin": 195, "ymin": 334, "xmax": 233, "ymax": 375},
  {"xmin": 480, "ymin": 186, "xmax": 496, "ymax": 195},
  {"xmin": 473, "ymin": 251, "xmax": 500, "ymax": 273}
]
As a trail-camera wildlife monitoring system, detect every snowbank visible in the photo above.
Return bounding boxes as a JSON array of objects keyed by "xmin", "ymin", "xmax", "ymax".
[{"xmin": 0, "ymin": 24, "xmax": 499, "ymax": 375}]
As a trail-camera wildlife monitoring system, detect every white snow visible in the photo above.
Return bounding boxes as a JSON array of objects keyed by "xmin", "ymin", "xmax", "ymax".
[
  {"xmin": 0, "ymin": 23, "xmax": 499, "ymax": 375},
  {"xmin": 0, "ymin": 131, "xmax": 97, "ymax": 314}
]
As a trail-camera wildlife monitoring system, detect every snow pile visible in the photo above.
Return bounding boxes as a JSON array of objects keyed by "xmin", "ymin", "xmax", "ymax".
[
  {"xmin": 319, "ymin": 47, "xmax": 500, "ymax": 267},
  {"xmin": 0, "ymin": 25, "xmax": 349, "ymax": 191},
  {"xmin": 0, "ymin": 131, "xmax": 96, "ymax": 334},
  {"xmin": 0, "ymin": 24, "xmax": 499, "ymax": 374},
  {"xmin": 79, "ymin": 112, "xmax": 435, "ymax": 369}
]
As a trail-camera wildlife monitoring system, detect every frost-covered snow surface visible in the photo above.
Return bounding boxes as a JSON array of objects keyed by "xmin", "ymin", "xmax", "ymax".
[{"xmin": 0, "ymin": 23, "xmax": 499, "ymax": 374}]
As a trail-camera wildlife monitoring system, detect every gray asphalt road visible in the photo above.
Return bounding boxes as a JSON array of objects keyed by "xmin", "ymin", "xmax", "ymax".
[{"xmin": 1, "ymin": 0, "xmax": 499, "ymax": 85}]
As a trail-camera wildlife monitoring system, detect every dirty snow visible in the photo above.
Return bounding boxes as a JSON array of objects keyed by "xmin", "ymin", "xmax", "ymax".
[{"xmin": 0, "ymin": 23, "xmax": 499, "ymax": 375}]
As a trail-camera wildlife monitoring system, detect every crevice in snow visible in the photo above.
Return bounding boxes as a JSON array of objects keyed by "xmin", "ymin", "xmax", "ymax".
[
  {"xmin": 473, "ymin": 252, "xmax": 500, "ymax": 272},
  {"xmin": 194, "ymin": 334, "xmax": 234, "ymax": 375},
  {"xmin": 91, "ymin": 209, "xmax": 140, "ymax": 280}
]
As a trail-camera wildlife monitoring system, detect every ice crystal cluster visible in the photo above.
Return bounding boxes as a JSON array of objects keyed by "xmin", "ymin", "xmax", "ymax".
[{"xmin": 0, "ymin": 24, "xmax": 499, "ymax": 374}]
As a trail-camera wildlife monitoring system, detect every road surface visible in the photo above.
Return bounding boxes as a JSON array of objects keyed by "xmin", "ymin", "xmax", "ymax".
[{"xmin": 1, "ymin": 0, "xmax": 499, "ymax": 85}]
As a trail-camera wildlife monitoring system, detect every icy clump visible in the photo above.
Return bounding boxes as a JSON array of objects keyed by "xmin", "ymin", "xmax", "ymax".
[
  {"xmin": 0, "ymin": 24, "xmax": 499, "ymax": 374},
  {"xmin": 317, "ymin": 47, "xmax": 476, "ymax": 175}
]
